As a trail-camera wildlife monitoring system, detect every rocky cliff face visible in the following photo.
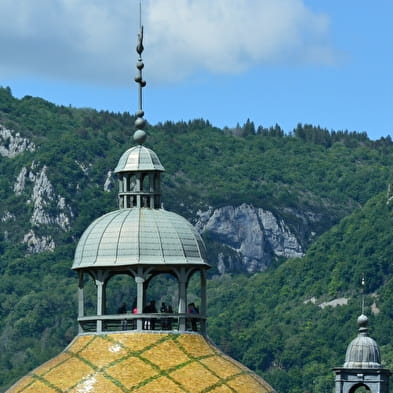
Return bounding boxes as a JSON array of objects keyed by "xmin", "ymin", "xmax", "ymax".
[
  {"xmin": 0, "ymin": 125, "xmax": 306, "ymax": 269},
  {"xmin": 0, "ymin": 125, "xmax": 35, "ymax": 157},
  {"xmin": 12, "ymin": 163, "xmax": 74, "ymax": 253},
  {"xmin": 196, "ymin": 204, "xmax": 304, "ymax": 273}
]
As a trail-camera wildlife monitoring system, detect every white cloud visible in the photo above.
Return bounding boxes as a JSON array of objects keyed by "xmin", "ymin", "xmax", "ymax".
[{"xmin": 0, "ymin": 0, "xmax": 336, "ymax": 86}]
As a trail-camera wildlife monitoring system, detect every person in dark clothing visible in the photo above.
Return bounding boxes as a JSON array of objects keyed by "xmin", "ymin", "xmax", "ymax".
[
  {"xmin": 188, "ymin": 302, "xmax": 199, "ymax": 331},
  {"xmin": 160, "ymin": 302, "xmax": 168, "ymax": 329},
  {"xmin": 118, "ymin": 303, "xmax": 127, "ymax": 330},
  {"xmin": 143, "ymin": 300, "xmax": 157, "ymax": 330},
  {"xmin": 150, "ymin": 300, "xmax": 157, "ymax": 330}
]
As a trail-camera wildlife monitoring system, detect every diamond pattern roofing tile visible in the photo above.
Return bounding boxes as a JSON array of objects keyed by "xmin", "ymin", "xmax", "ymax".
[
  {"xmin": 6, "ymin": 332, "xmax": 275, "ymax": 393},
  {"xmin": 106, "ymin": 356, "xmax": 157, "ymax": 390},
  {"xmin": 132, "ymin": 376, "xmax": 185, "ymax": 393},
  {"xmin": 69, "ymin": 373, "xmax": 124, "ymax": 393},
  {"xmin": 176, "ymin": 334, "xmax": 216, "ymax": 358},
  {"xmin": 169, "ymin": 362, "xmax": 220, "ymax": 392},
  {"xmin": 228, "ymin": 374, "xmax": 273, "ymax": 391},
  {"xmin": 200, "ymin": 356, "xmax": 241, "ymax": 379},
  {"xmin": 208, "ymin": 386, "xmax": 234, "ymax": 393},
  {"xmin": 142, "ymin": 339, "xmax": 190, "ymax": 369},
  {"xmin": 21, "ymin": 380, "xmax": 57, "ymax": 393},
  {"xmin": 34, "ymin": 353, "xmax": 71, "ymax": 376},
  {"xmin": 66, "ymin": 335, "xmax": 94, "ymax": 353},
  {"xmin": 77, "ymin": 336, "xmax": 128, "ymax": 368},
  {"xmin": 113, "ymin": 332, "xmax": 165, "ymax": 351},
  {"xmin": 43, "ymin": 357, "xmax": 93, "ymax": 391}
]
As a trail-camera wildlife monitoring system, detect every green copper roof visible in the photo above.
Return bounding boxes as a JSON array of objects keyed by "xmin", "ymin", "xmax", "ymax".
[
  {"xmin": 114, "ymin": 145, "xmax": 164, "ymax": 173},
  {"xmin": 343, "ymin": 314, "xmax": 381, "ymax": 368},
  {"xmin": 73, "ymin": 208, "xmax": 208, "ymax": 269}
]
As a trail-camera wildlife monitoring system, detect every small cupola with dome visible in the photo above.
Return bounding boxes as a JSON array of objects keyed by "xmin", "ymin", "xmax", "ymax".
[
  {"xmin": 114, "ymin": 47, "xmax": 165, "ymax": 210},
  {"xmin": 333, "ymin": 314, "xmax": 391, "ymax": 393}
]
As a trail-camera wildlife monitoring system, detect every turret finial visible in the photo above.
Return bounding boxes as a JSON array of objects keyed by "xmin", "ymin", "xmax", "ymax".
[{"xmin": 133, "ymin": 0, "xmax": 147, "ymax": 145}]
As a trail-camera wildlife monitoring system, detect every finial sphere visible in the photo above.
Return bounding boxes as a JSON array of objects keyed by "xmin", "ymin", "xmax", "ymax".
[
  {"xmin": 135, "ymin": 117, "xmax": 146, "ymax": 129},
  {"xmin": 133, "ymin": 130, "xmax": 147, "ymax": 145},
  {"xmin": 357, "ymin": 314, "xmax": 368, "ymax": 326}
]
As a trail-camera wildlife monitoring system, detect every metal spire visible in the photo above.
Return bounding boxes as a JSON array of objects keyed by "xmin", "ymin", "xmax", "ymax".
[
  {"xmin": 361, "ymin": 274, "xmax": 365, "ymax": 315},
  {"xmin": 133, "ymin": 0, "xmax": 147, "ymax": 145}
]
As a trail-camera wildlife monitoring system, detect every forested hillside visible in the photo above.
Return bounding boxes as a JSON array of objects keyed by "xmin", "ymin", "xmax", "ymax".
[
  {"xmin": 1, "ymin": 86, "xmax": 393, "ymax": 392},
  {"xmin": 209, "ymin": 192, "xmax": 393, "ymax": 392}
]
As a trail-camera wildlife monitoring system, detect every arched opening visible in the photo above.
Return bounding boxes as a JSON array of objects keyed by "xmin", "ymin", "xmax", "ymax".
[
  {"xmin": 141, "ymin": 173, "xmax": 150, "ymax": 192},
  {"xmin": 102, "ymin": 273, "xmax": 137, "ymax": 331},
  {"xmin": 154, "ymin": 173, "xmax": 161, "ymax": 208},
  {"xmin": 349, "ymin": 384, "xmax": 371, "ymax": 393},
  {"xmin": 77, "ymin": 272, "xmax": 97, "ymax": 332},
  {"xmin": 144, "ymin": 272, "xmax": 178, "ymax": 330},
  {"xmin": 187, "ymin": 270, "xmax": 203, "ymax": 332},
  {"xmin": 105, "ymin": 273, "xmax": 136, "ymax": 314},
  {"xmin": 83, "ymin": 273, "xmax": 96, "ymax": 316},
  {"xmin": 128, "ymin": 174, "xmax": 136, "ymax": 192},
  {"xmin": 118, "ymin": 174, "xmax": 138, "ymax": 208}
]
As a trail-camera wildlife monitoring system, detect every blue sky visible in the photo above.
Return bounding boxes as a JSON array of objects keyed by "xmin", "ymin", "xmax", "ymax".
[{"xmin": 1, "ymin": 0, "xmax": 392, "ymax": 140}]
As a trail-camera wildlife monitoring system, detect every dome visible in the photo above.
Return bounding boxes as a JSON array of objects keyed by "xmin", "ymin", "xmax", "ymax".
[
  {"xmin": 6, "ymin": 332, "xmax": 275, "ymax": 393},
  {"xmin": 73, "ymin": 208, "xmax": 208, "ymax": 269},
  {"xmin": 343, "ymin": 314, "xmax": 381, "ymax": 368},
  {"xmin": 344, "ymin": 336, "xmax": 381, "ymax": 368},
  {"xmin": 114, "ymin": 145, "xmax": 164, "ymax": 173}
]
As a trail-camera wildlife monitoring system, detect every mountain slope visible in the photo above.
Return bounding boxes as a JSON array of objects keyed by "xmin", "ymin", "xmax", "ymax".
[
  {"xmin": 207, "ymin": 192, "xmax": 393, "ymax": 392},
  {"xmin": 2, "ymin": 86, "xmax": 393, "ymax": 392},
  {"xmin": 2, "ymin": 86, "xmax": 393, "ymax": 273}
]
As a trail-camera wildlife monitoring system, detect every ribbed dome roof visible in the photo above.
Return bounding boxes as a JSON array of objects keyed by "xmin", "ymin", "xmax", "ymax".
[
  {"xmin": 344, "ymin": 336, "xmax": 381, "ymax": 368},
  {"xmin": 73, "ymin": 208, "xmax": 208, "ymax": 269},
  {"xmin": 114, "ymin": 145, "xmax": 164, "ymax": 173},
  {"xmin": 343, "ymin": 314, "xmax": 381, "ymax": 368}
]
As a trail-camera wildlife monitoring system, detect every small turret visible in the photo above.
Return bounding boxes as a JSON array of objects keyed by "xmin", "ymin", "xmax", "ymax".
[
  {"xmin": 343, "ymin": 314, "xmax": 381, "ymax": 368},
  {"xmin": 333, "ymin": 313, "xmax": 390, "ymax": 393},
  {"xmin": 114, "ymin": 143, "xmax": 164, "ymax": 209}
]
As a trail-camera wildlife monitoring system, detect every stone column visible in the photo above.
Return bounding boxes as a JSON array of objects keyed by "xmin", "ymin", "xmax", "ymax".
[
  {"xmin": 178, "ymin": 267, "xmax": 187, "ymax": 331},
  {"xmin": 95, "ymin": 271, "xmax": 107, "ymax": 333},
  {"xmin": 200, "ymin": 269, "xmax": 207, "ymax": 335},
  {"xmin": 78, "ymin": 271, "xmax": 84, "ymax": 334},
  {"xmin": 136, "ymin": 173, "xmax": 141, "ymax": 207},
  {"xmin": 136, "ymin": 267, "xmax": 145, "ymax": 331},
  {"xmin": 96, "ymin": 280, "xmax": 104, "ymax": 333}
]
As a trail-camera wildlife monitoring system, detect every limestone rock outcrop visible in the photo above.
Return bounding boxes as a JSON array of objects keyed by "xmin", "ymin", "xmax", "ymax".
[
  {"xmin": 196, "ymin": 204, "xmax": 304, "ymax": 272},
  {"xmin": 0, "ymin": 125, "xmax": 35, "ymax": 158},
  {"xmin": 12, "ymin": 163, "xmax": 74, "ymax": 253}
]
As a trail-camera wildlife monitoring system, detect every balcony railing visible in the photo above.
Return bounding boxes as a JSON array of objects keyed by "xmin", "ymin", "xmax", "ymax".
[{"xmin": 78, "ymin": 313, "xmax": 206, "ymax": 335}]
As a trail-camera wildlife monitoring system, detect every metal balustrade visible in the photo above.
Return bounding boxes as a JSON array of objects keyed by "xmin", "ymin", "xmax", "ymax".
[{"xmin": 78, "ymin": 313, "xmax": 206, "ymax": 334}]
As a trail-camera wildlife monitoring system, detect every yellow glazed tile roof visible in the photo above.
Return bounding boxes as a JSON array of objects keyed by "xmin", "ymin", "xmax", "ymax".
[{"xmin": 6, "ymin": 332, "xmax": 275, "ymax": 393}]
